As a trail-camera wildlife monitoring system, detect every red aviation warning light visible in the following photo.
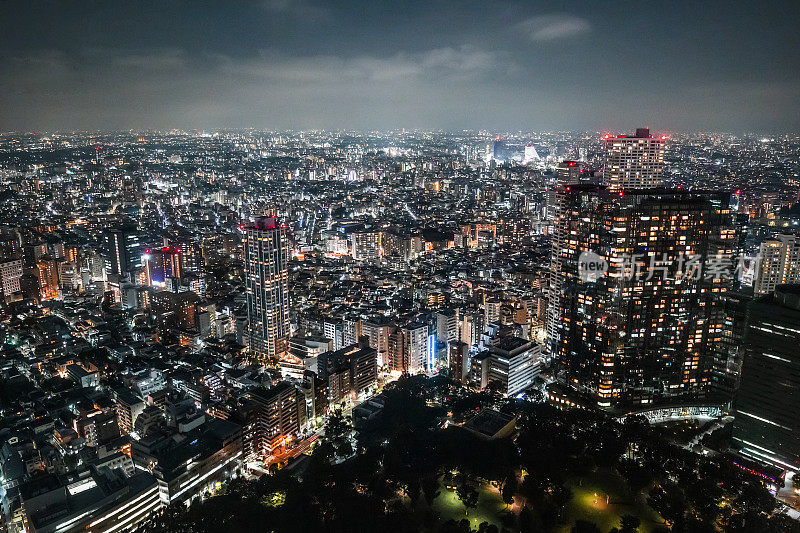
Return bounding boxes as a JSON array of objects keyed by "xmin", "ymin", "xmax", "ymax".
[{"xmin": 660, "ymin": 135, "xmax": 668, "ymax": 140}]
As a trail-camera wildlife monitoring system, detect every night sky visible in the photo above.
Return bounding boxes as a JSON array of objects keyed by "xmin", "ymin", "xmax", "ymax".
[{"xmin": 1, "ymin": 0, "xmax": 798, "ymax": 133}]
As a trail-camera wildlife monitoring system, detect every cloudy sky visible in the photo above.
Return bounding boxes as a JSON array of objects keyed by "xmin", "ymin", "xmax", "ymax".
[{"xmin": 1, "ymin": 0, "xmax": 798, "ymax": 133}]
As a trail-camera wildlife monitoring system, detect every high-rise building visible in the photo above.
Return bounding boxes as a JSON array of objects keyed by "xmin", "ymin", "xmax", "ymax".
[
  {"xmin": 114, "ymin": 387, "xmax": 146, "ymax": 434},
  {"xmin": 361, "ymin": 318, "xmax": 392, "ymax": 367},
  {"xmin": 460, "ymin": 309, "xmax": 485, "ymax": 349},
  {"xmin": 548, "ymin": 185, "xmax": 735, "ymax": 410},
  {"xmin": 317, "ymin": 344, "xmax": 378, "ymax": 403},
  {"xmin": 143, "ymin": 246, "xmax": 183, "ymax": 286},
  {"xmin": 486, "ymin": 337, "xmax": 542, "ymax": 397},
  {"xmin": 104, "ymin": 224, "xmax": 141, "ymax": 276},
  {"xmin": 523, "ymin": 143, "xmax": 540, "ymax": 165},
  {"xmin": 710, "ymin": 291, "xmax": 750, "ymax": 400},
  {"xmin": 0, "ymin": 258, "xmax": 23, "ymax": 304},
  {"xmin": 404, "ymin": 322, "xmax": 430, "ymax": 374},
  {"xmin": 484, "ymin": 298, "xmax": 501, "ymax": 325},
  {"xmin": 351, "ymin": 231, "xmax": 382, "ymax": 261},
  {"xmin": 436, "ymin": 309, "xmax": 459, "ymax": 345},
  {"xmin": 753, "ymin": 234, "xmax": 800, "ymax": 295},
  {"xmin": 555, "ymin": 160, "xmax": 587, "ymax": 186},
  {"xmin": 602, "ymin": 128, "xmax": 666, "ymax": 189},
  {"xmin": 244, "ymin": 382, "xmax": 305, "ymax": 460},
  {"xmin": 171, "ymin": 239, "xmax": 204, "ymax": 273},
  {"xmin": 387, "ymin": 326, "xmax": 406, "ymax": 373},
  {"xmin": 36, "ymin": 257, "xmax": 60, "ymax": 301},
  {"xmin": 492, "ymin": 136, "xmax": 508, "ymax": 162},
  {"xmin": 449, "ymin": 341, "xmax": 469, "ymax": 383},
  {"xmin": 732, "ymin": 285, "xmax": 800, "ymax": 471},
  {"xmin": 244, "ymin": 216, "xmax": 290, "ymax": 360}
]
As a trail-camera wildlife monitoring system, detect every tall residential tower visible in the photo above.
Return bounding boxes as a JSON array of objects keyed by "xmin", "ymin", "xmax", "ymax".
[
  {"xmin": 602, "ymin": 128, "xmax": 666, "ymax": 189},
  {"xmin": 548, "ymin": 185, "xmax": 735, "ymax": 410},
  {"xmin": 244, "ymin": 216, "xmax": 290, "ymax": 360}
]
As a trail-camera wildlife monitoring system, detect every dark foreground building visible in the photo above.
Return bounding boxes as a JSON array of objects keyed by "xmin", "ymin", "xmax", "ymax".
[{"xmin": 732, "ymin": 285, "xmax": 800, "ymax": 471}]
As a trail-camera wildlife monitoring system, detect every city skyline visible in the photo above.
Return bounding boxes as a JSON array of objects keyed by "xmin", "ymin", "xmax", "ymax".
[
  {"xmin": 2, "ymin": 1, "xmax": 800, "ymax": 530},
  {"xmin": 1, "ymin": 126, "xmax": 799, "ymax": 532}
]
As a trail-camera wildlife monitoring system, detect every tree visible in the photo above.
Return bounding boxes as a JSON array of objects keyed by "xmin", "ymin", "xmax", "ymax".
[
  {"xmin": 571, "ymin": 520, "xmax": 602, "ymax": 533},
  {"xmin": 620, "ymin": 514, "xmax": 641, "ymax": 533},
  {"xmin": 518, "ymin": 506, "xmax": 538, "ymax": 533},
  {"xmin": 735, "ymin": 481, "xmax": 778, "ymax": 515},
  {"xmin": 476, "ymin": 523, "xmax": 499, "ymax": 533},
  {"xmin": 501, "ymin": 473, "xmax": 518, "ymax": 509},
  {"xmin": 648, "ymin": 483, "xmax": 687, "ymax": 529},
  {"xmin": 439, "ymin": 519, "xmax": 472, "ymax": 533},
  {"xmin": 456, "ymin": 478, "xmax": 480, "ymax": 514},
  {"xmin": 421, "ymin": 474, "xmax": 441, "ymax": 506}
]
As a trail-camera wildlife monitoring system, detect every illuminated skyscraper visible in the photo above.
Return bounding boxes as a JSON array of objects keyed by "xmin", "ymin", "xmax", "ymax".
[
  {"xmin": 143, "ymin": 246, "xmax": 183, "ymax": 287},
  {"xmin": 36, "ymin": 258, "xmax": 60, "ymax": 301},
  {"xmin": 753, "ymin": 234, "xmax": 800, "ymax": 295},
  {"xmin": 523, "ymin": 143, "xmax": 541, "ymax": 165},
  {"xmin": 244, "ymin": 216, "xmax": 290, "ymax": 360},
  {"xmin": 602, "ymin": 128, "xmax": 666, "ymax": 189},
  {"xmin": 492, "ymin": 136, "xmax": 508, "ymax": 162},
  {"xmin": 547, "ymin": 185, "xmax": 735, "ymax": 410},
  {"xmin": 104, "ymin": 224, "xmax": 141, "ymax": 276}
]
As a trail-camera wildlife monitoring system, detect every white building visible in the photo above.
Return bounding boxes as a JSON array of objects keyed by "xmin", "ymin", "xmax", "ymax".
[
  {"xmin": 754, "ymin": 234, "xmax": 800, "ymax": 295},
  {"xmin": 602, "ymin": 128, "xmax": 665, "ymax": 189}
]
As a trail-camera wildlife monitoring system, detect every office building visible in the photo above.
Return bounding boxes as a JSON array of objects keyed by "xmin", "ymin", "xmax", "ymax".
[
  {"xmin": 19, "ymin": 468, "xmax": 159, "ymax": 533},
  {"xmin": 732, "ymin": 285, "xmax": 800, "ymax": 471},
  {"xmin": 555, "ymin": 160, "xmax": 587, "ymax": 186},
  {"xmin": 104, "ymin": 225, "xmax": 141, "ymax": 276},
  {"xmin": 710, "ymin": 291, "xmax": 750, "ymax": 400},
  {"xmin": 132, "ymin": 418, "xmax": 242, "ymax": 504},
  {"xmin": 143, "ymin": 246, "xmax": 183, "ymax": 287},
  {"xmin": 486, "ymin": 337, "xmax": 542, "ymax": 397}
]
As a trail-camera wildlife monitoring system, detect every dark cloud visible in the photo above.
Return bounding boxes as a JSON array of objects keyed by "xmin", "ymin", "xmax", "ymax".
[{"xmin": 0, "ymin": 0, "xmax": 798, "ymax": 132}]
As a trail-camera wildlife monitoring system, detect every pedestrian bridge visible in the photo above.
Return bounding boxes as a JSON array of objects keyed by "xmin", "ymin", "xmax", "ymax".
[{"xmin": 616, "ymin": 404, "xmax": 726, "ymax": 424}]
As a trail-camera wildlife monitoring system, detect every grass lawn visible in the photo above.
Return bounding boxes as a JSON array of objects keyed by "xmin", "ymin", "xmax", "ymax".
[
  {"xmin": 559, "ymin": 468, "xmax": 665, "ymax": 533},
  {"xmin": 407, "ymin": 477, "xmax": 512, "ymax": 531},
  {"xmin": 403, "ymin": 469, "xmax": 664, "ymax": 532}
]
